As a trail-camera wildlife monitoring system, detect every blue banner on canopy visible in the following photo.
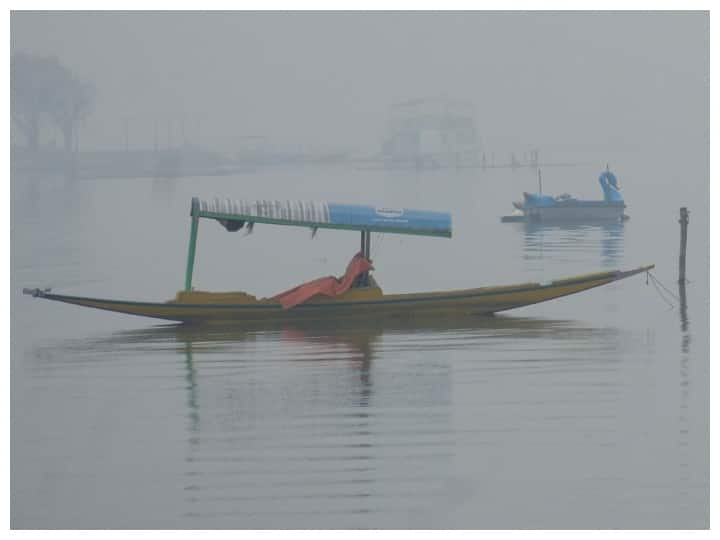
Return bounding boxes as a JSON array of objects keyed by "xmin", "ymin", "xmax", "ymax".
[
  {"xmin": 196, "ymin": 197, "xmax": 452, "ymax": 237},
  {"xmin": 327, "ymin": 203, "xmax": 452, "ymax": 237}
]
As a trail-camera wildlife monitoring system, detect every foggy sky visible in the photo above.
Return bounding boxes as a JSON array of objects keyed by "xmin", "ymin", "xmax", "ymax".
[{"xmin": 10, "ymin": 11, "xmax": 709, "ymax": 154}]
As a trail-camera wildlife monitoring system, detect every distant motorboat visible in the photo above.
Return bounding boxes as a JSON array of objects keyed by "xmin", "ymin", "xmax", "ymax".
[{"xmin": 501, "ymin": 168, "xmax": 628, "ymax": 223}]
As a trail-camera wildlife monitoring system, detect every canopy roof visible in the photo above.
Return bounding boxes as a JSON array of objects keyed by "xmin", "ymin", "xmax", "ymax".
[{"xmin": 193, "ymin": 197, "xmax": 452, "ymax": 238}]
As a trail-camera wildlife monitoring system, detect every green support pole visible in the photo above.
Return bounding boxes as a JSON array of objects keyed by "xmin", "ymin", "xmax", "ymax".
[
  {"xmin": 365, "ymin": 231, "xmax": 371, "ymax": 285},
  {"xmin": 185, "ymin": 198, "xmax": 200, "ymax": 291}
]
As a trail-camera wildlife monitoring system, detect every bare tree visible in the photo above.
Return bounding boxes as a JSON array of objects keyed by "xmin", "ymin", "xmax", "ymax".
[
  {"xmin": 11, "ymin": 52, "xmax": 47, "ymax": 151},
  {"xmin": 47, "ymin": 73, "xmax": 95, "ymax": 154},
  {"xmin": 10, "ymin": 52, "xmax": 95, "ymax": 153}
]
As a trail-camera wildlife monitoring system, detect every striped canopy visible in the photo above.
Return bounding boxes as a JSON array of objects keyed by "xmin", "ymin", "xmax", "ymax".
[{"xmin": 193, "ymin": 197, "xmax": 452, "ymax": 238}]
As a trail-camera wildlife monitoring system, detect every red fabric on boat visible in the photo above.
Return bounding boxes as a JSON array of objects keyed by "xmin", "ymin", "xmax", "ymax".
[{"xmin": 273, "ymin": 252, "xmax": 374, "ymax": 309}]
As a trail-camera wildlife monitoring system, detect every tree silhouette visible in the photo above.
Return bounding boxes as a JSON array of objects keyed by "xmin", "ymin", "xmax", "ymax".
[
  {"xmin": 11, "ymin": 52, "xmax": 48, "ymax": 151},
  {"xmin": 11, "ymin": 52, "xmax": 95, "ymax": 153}
]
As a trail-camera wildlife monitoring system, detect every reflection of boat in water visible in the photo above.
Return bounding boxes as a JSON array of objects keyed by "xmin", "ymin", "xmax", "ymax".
[
  {"xmin": 81, "ymin": 314, "xmax": 600, "ymax": 433},
  {"xmin": 502, "ymin": 168, "xmax": 629, "ymax": 223},
  {"xmin": 76, "ymin": 314, "xmax": 625, "ymax": 421},
  {"xmin": 49, "ymin": 313, "xmax": 627, "ymax": 525},
  {"xmin": 25, "ymin": 195, "xmax": 652, "ymax": 323},
  {"xmin": 519, "ymin": 221, "xmax": 626, "ymax": 268},
  {"xmin": 89, "ymin": 313, "xmax": 620, "ymax": 364}
]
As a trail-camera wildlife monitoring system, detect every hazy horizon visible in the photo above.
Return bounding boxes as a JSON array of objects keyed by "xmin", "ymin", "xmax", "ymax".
[{"xmin": 10, "ymin": 11, "xmax": 709, "ymax": 156}]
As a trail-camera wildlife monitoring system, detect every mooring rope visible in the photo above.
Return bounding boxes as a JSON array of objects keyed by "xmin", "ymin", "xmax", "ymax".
[
  {"xmin": 649, "ymin": 271, "xmax": 682, "ymax": 302},
  {"xmin": 646, "ymin": 271, "xmax": 681, "ymax": 309},
  {"xmin": 649, "ymin": 275, "xmax": 675, "ymax": 309}
]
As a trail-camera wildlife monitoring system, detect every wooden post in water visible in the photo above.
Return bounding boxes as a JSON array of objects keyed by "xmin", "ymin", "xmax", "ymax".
[
  {"xmin": 679, "ymin": 279, "xmax": 689, "ymax": 336},
  {"xmin": 678, "ymin": 207, "xmax": 689, "ymax": 284}
]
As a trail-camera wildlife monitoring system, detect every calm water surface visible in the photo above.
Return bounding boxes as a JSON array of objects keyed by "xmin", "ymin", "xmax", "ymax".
[{"xmin": 11, "ymin": 155, "xmax": 709, "ymax": 528}]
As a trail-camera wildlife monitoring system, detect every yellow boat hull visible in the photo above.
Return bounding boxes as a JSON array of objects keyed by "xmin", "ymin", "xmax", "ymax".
[{"xmin": 24, "ymin": 265, "xmax": 654, "ymax": 324}]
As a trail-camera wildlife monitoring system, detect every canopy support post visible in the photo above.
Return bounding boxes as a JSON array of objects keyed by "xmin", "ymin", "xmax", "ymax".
[
  {"xmin": 360, "ymin": 230, "xmax": 371, "ymax": 259},
  {"xmin": 185, "ymin": 197, "xmax": 200, "ymax": 291},
  {"xmin": 357, "ymin": 229, "xmax": 371, "ymax": 287}
]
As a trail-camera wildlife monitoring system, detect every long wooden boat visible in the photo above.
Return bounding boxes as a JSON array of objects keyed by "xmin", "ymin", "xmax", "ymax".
[{"xmin": 24, "ymin": 196, "xmax": 653, "ymax": 324}]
